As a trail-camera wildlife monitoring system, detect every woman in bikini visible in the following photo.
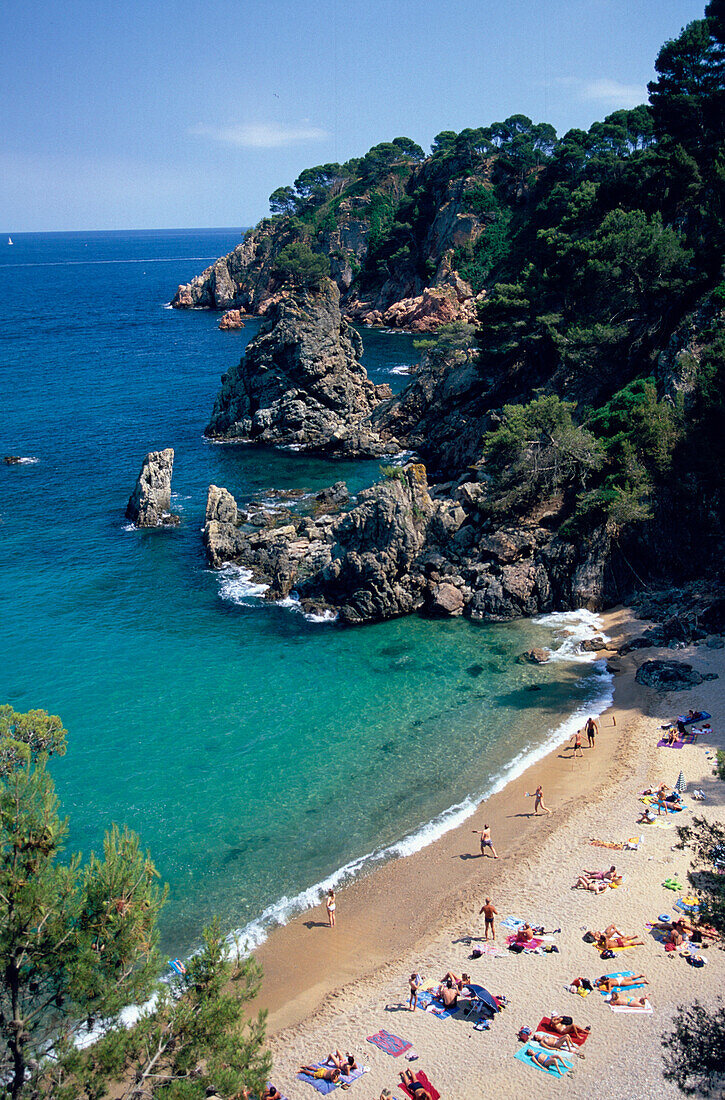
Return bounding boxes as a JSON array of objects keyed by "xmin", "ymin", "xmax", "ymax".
[
  {"xmin": 596, "ymin": 974, "xmax": 648, "ymax": 992},
  {"xmin": 609, "ymin": 990, "xmax": 648, "ymax": 1008},
  {"xmin": 532, "ymin": 1032, "xmax": 585, "ymax": 1058},
  {"xmin": 399, "ymin": 1070, "xmax": 432, "ymax": 1099},
  {"xmin": 533, "ymin": 784, "xmax": 552, "ymax": 815},
  {"xmin": 326, "ymin": 888, "xmax": 336, "ymax": 927},
  {"xmin": 549, "ymin": 1016, "xmax": 591, "ymax": 1041},
  {"xmin": 524, "ymin": 1047, "xmax": 571, "ymax": 1075}
]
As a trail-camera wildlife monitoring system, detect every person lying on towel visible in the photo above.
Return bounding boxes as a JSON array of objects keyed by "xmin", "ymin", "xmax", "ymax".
[
  {"xmin": 596, "ymin": 973, "xmax": 648, "ymax": 991},
  {"xmin": 609, "ymin": 990, "xmax": 648, "ymax": 1008},
  {"xmin": 532, "ymin": 1032, "xmax": 585, "ymax": 1058},
  {"xmin": 298, "ymin": 1064, "xmax": 341, "ymax": 1084},
  {"xmin": 523, "ymin": 1047, "xmax": 571, "ymax": 1075},
  {"xmin": 548, "ymin": 1016, "xmax": 591, "ymax": 1041},
  {"xmin": 399, "ymin": 1069, "xmax": 433, "ymax": 1099}
]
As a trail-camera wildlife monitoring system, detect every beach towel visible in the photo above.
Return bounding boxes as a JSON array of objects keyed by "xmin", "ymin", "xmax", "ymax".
[
  {"xmin": 366, "ymin": 1030, "xmax": 412, "ymax": 1057},
  {"xmin": 297, "ymin": 1064, "xmax": 367, "ymax": 1094},
  {"xmin": 609, "ymin": 999, "xmax": 653, "ymax": 1014},
  {"xmin": 500, "ymin": 916, "xmax": 527, "ymax": 930},
  {"xmin": 537, "ymin": 1017, "xmax": 589, "ymax": 1046},
  {"xmin": 506, "ymin": 933, "xmax": 543, "ymax": 951},
  {"xmin": 596, "ymin": 971, "xmax": 646, "ymax": 994},
  {"xmin": 474, "ymin": 942, "xmax": 508, "ymax": 958},
  {"xmin": 678, "ymin": 712, "xmax": 710, "ymax": 723},
  {"xmin": 415, "ymin": 989, "xmax": 455, "ymax": 1019},
  {"xmin": 398, "ymin": 1071, "xmax": 440, "ymax": 1100},
  {"xmin": 514, "ymin": 1041, "xmax": 573, "ymax": 1078},
  {"xmin": 657, "ymin": 738, "xmax": 685, "ymax": 749},
  {"xmin": 674, "ymin": 895, "xmax": 700, "ymax": 914}
]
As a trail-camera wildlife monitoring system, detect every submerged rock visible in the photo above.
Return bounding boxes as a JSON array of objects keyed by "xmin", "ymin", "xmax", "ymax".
[
  {"xmin": 205, "ymin": 280, "xmax": 396, "ymax": 457},
  {"xmin": 125, "ymin": 449, "xmax": 179, "ymax": 527}
]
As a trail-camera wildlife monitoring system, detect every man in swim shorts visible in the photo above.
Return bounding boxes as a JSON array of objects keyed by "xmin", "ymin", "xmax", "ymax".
[
  {"xmin": 479, "ymin": 897, "xmax": 498, "ymax": 940},
  {"xmin": 585, "ymin": 716, "xmax": 599, "ymax": 748},
  {"xmin": 472, "ymin": 823, "xmax": 498, "ymax": 858}
]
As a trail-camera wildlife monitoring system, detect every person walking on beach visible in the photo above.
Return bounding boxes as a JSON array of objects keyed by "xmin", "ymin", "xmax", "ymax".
[
  {"xmin": 532, "ymin": 784, "xmax": 552, "ymax": 815},
  {"xmin": 326, "ymin": 888, "xmax": 336, "ymax": 927},
  {"xmin": 472, "ymin": 823, "xmax": 499, "ymax": 858},
  {"xmin": 479, "ymin": 897, "xmax": 498, "ymax": 940},
  {"xmin": 585, "ymin": 716, "xmax": 599, "ymax": 748},
  {"xmin": 572, "ymin": 729, "xmax": 584, "ymax": 758}
]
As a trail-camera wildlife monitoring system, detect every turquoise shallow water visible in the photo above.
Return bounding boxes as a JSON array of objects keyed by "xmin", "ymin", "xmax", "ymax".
[{"xmin": 0, "ymin": 230, "xmax": 611, "ymax": 954}]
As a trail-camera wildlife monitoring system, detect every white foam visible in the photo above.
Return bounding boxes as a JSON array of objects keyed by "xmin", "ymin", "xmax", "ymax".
[
  {"xmin": 535, "ymin": 608, "xmax": 610, "ymax": 663},
  {"xmin": 217, "ymin": 564, "xmax": 269, "ymax": 604},
  {"xmin": 273, "ymin": 593, "xmax": 338, "ymax": 624},
  {"xmin": 122, "ymin": 522, "xmax": 137, "ymax": 532},
  {"xmin": 5, "ymin": 456, "xmax": 39, "ymax": 465},
  {"xmin": 388, "ymin": 364, "xmax": 412, "ymax": 376}
]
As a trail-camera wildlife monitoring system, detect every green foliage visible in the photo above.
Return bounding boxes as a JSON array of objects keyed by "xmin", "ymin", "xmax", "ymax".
[
  {"xmin": 0, "ymin": 709, "xmax": 167, "ymax": 1099},
  {"xmin": 57, "ymin": 919, "xmax": 270, "ymax": 1100},
  {"xmin": 662, "ymin": 999, "xmax": 725, "ymax": 1096},
  {"xmin": 379, "ymin": 464, "xmax": 407, "ymax": 482},
  {"xmin": 674, "ymin": 815, "xmax": 725, "ymax": 934},
  {"xmin": 717, "ymin": 749, "xmax": 725, "ymax": 779},
  {"xmin": 0, "ymin": 705, "xmax": 68, "ymax": 773},
  {"xmin": 268, "ymin": 186, "xmax": 298, "ymax": 216},
  {"xmin": 480, "ymin": 395, "xmax": 603, "ymax": 514},
  {"xmin": 275, "ymin": 241, "xmax": 331, "ymax": 289}
]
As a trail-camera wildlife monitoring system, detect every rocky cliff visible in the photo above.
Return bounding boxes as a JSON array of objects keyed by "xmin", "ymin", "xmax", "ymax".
[
  {"xmin": 205, "ymin": 280, "xmax": 398, "ymax": 456},
  {"xmin": 126, "ymin": 449, "xmax": 179, "ymax": 527},
  {"xmin": 202, "ymin": 464, "xmax": 611, "ymax": 624}
]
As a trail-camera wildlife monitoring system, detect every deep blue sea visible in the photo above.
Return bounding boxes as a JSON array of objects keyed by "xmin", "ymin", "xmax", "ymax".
[{"xmin": 0, "ymin": 229, "xmax": 612, "ymax": 955}]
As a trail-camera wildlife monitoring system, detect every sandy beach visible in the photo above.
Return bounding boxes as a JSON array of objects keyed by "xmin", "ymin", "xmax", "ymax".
[{"xmin": 252, "ymin": 605, "xmax": 725, "ymax": 1098}]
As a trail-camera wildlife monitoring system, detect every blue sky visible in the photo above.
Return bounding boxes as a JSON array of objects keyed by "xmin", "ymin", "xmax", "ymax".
[{"xmin": 1, "ymin": 0, "xmax": 707, "ymax": 232}]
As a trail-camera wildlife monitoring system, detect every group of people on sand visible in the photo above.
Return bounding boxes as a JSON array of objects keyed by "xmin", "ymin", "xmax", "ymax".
[
  {"xmin": 574, "ymin": 865, "xmax": 622, "ymax": 893},
  {"xmin": 592, "ymin": 923, "xmax": 645, "ymax": 951},
  {"xmin": 571, "ymin": 716, "xmax": 599, "ymax": 758},
  {"xmin": 408, "ymin": 969, "xmax": 474, "ymax": 1012},
  {"xmin": 299, "ymin": 1049, "xmax": 357, "ymax": 1086},
  {"xmin": 636, "ymin": 783, "xmax": 683, "ymax": 823}
]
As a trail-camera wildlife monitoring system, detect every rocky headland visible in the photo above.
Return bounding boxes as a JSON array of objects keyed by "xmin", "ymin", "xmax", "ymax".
[
  {"xmin": 126, "ymin": 449, "xmax": 180, "ymax": 528},
  {"xmin": 205, "ymin": 280, "xmax": 397, "ymax": 457}
]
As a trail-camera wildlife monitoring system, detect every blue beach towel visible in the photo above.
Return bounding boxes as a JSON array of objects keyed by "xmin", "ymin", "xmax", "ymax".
[
  {"xmin": 514, "ymin": 1041, "xmax": 573, "ymax": 1078},
  {"xmin": 415, "ymin": 989, "xmax": 455, "ymax": 1019},
  {"xmin": 297, "ymin": 1064, "xmax": 367, "ymax": 1094},
  {"xmin": 597, "ymin": 971, "xmax": 646, "ymax": 993},
  {"xmin": 500, "ymin": 916, "xmax": 527, "ymax": 930}
]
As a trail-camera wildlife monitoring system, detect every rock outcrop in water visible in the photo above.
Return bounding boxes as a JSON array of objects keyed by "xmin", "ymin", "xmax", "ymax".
[
  {"xmin": 205, "ymin": 280, "xmax": 397, "ymax": 457},
  {"xmin": 125, "ymin": 449, "xmax": 179, "ymax": 527},
  {"xmin": 202, "ymin": 463, "xmax": 611, "ymax": 624}
]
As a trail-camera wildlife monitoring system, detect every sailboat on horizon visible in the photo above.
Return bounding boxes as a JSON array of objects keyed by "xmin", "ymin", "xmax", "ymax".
[{"xmin": 7, "ymin": 237, "xmax": 12, "ymax": 245}]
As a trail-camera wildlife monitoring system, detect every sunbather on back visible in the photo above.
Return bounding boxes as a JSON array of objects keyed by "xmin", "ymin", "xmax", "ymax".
[
  {"xmin": 609, "ymin": 990, "xmax": 648, "ymax": 1008},
  {"xmin": 532, "ymin": 1032, "xmax": 584, "ymax": 1058},
  {"xmin": 596, "ymin": 974, "xmax": 648, "ymax": 991},
  {"xmin": 525, "ymin": 1047, "xmax": 570, "ymax": 1075}
]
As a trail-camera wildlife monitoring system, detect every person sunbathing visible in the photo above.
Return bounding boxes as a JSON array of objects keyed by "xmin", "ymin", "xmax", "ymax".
[
  {"xmin": 597, "ymin": 931, "xmax": 644, "ymax": 949},
  {"xmin": 299, "ymin": 1064, "xmax": 341, "ymax": 1083},
  {"xmin": 524, "ymin": 1047, "xmax": 571, "ymax": 1075},
  {"xmin": 582, "ymin": 866, "xmax": 617, "ymax": 880},
  {"xmin": 324, "ymin": 1049, "xmax": 357, "ymax": 1074},
  {"xmin": 666, "ymin": 727, "xmax": 680, "ymax": 746},
  {"xmin": 439, "ymin": 980, "xmax": 459, "ymax": 1008},
  {"xmin": 532, "ymin": 1032, "xmax": 584, "ymax": 1057},
  {"xmin": 666, "ymin": 927, "xmax": 687, "ymax": 947},
  {"xmin": 515, "ymin": 922, "xmax": 535, "ymax": 942},
  {"xmin": 596, "ymin": 974, "xmax": 648, "ymax": 991},
  {"xmin": 399, "ymin": 1069, "xmax": 433, "ymax": 1098},
  {"xmin": 574, "ymin": 876, "xmax": 609, "ymax": 893},
  {"xmin": 549, "ymin": 1016, "xmax": 591, "ymax": 1040},
  {"xmin": 609, "ymin": 990, "xmax": 648, "ymax": 1008},
  {"xmin": 440, "ymin": 970, "xmax": 471, "ymax": 990}
]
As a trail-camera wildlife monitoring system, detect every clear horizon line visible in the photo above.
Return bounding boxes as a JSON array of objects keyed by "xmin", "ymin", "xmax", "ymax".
[{"xmin": 2, "ymin": 225, "xmax": 250, "ymax": 236}]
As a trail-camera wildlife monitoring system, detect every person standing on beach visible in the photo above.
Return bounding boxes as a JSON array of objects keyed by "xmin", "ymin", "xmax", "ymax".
[
  {"xmin": 472, "ymin": 823, "xmax": 499, "ymax": 858},
  {"xmin": 479, "ymin": 897, "xmax": 498, "ymax": 940},
  {"xmin": 532, "ymin": 785, "xmax": 552, "ymax": 815},
  {"xmin": 326, "ymin": 888, "xmax": 336, "ymax": 927},
  {"xmin": 572, "ymin": 729, "xmax": 584, "ymax": 758},
  {"xmin": 586, "ymin": 716, "xmax": 599, "ymax": 748},
  {"xmin": 408, "ymin": 971, "xmax": 421, "ymax": 1011}
]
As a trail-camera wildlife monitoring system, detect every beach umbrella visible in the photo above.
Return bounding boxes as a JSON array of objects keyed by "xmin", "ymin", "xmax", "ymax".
[{"xmin": 675, "ymin": 771, "xmax": 686, "ymax": 793}]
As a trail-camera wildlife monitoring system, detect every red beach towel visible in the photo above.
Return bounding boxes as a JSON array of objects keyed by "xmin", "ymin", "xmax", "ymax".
[
  {"xmin": 537, "ymin": 1016, "xmax": 589, "ymax": 1046},
  {"xmin": 398, "ymin": 1071, "xmax": 440, "ymax": 1100},
  {"xmin": 506, "ymin": 933, "xmax": 543, "ymax": 951}
]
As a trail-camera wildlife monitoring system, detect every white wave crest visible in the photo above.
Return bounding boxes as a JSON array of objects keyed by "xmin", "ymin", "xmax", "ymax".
[
  {"xmin": 388, "ymin": 364, "xmax": 412, "ymax": 376},
  {"xmin": 4, "ymin": 456, "xmax": 39, "ymax": 465},
  {"xmin": 217, "ymin": 564, "xmax": 269, "ymax": 604},
  {"xmin": 535, "ymin": 608, "xmax": 609, "ymax": 663}
]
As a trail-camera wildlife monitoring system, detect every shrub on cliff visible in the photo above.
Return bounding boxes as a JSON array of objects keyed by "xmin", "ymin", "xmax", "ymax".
[{"xmin": 275, "ymin": 241, "xmax": 331, "ymax": 289}]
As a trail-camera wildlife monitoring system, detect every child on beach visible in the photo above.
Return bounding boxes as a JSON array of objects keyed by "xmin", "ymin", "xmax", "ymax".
[{"xmin": 408, "ymin": 971, "xmax": 421, "ymax": 1010}]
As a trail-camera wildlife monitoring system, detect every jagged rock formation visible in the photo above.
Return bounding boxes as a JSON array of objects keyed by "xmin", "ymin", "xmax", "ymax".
[
  {"xmin": 203, "ymin": 463, "xmax": 612, "ymax": 625},
  {"xmin": 125, "ymin": 449, "xmax": 179, "ymax": 527},
  {"xmin": 219, "ymin": 309, "xmax": 245, "ymax": 330},
  {"xmin": 205, "ymin": 281, "xmax": 398, "ymax": 456},
  {"xmin": 635, "ymin": 659, "xmax": 712, "ymax": 691}
]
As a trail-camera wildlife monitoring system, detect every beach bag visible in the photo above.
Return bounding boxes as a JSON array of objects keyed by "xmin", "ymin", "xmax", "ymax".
[
  {"xmin": 517, "ymin": 1026, "xmax": 531, "ymax": 1042},
  {"xmin": 509, "ymin": 942, "xmax": 525, "ymax": 954},
  {"xmin": 583, "ymin": 932, "xmax": 596, "ymax": 943},
  {"xmin": 601, "ymin": 949, "xmax": 615, "ymax": 959},
  {"xmin": 470, "ymin": 947, "xmax": 483, "ymax": 959}
]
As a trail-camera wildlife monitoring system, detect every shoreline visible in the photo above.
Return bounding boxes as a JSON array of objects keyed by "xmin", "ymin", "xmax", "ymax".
[
  {"xmin": 226, "ymin": 609, "xmax": 613, "ymax": 964},
  {"xmin": 252, "ymin": 606, "xmax": 634, "ymax": 1033},
  {"xmin": 256, "ymin": 606, "xmax": 725, "ymax": 1098}
]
